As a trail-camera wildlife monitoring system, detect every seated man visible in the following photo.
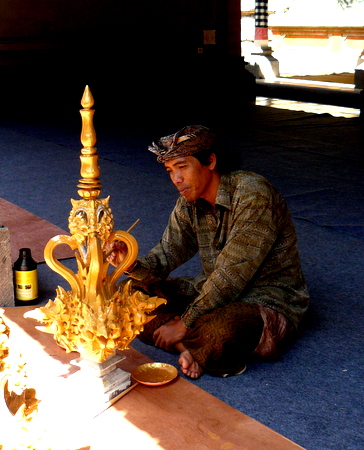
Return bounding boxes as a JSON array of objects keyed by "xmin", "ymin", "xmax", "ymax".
[{"xmin": 108, "ymin": 125, "xmax": 309, "ymax": 379}]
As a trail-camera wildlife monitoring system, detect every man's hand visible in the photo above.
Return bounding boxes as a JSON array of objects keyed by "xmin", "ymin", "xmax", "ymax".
[
  {"xmin": 153, "ymin": 316, "xmax": 188, "ymax": 351},
  {"xmin": 105, "ymin": 241, "xmax": 128, "ymax": 267}
]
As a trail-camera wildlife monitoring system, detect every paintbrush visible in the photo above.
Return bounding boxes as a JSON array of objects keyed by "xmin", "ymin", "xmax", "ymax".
[{"xmin": 103, "ymin": 218, "xmax": 140, "ymax": 261}]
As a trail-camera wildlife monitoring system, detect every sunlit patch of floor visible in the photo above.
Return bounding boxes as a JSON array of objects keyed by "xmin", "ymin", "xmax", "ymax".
[{"xmin": 256, "ymin": 96, "xmax": 360, "ymax": 119}]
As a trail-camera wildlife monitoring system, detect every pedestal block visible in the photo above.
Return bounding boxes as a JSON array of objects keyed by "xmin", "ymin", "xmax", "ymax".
[
  {"xmin": 355, "ymin": 62, "xmax": 364, "ymax": 89},
  {"xmin": 70, "ymin": 353, "xmax": 132, "ymax": 410}
]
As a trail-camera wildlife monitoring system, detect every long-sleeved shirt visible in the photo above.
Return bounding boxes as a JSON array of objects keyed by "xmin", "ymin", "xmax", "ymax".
[{"xmin": 129, "ymin": 171, "xmax": 309, "ymax": 329}]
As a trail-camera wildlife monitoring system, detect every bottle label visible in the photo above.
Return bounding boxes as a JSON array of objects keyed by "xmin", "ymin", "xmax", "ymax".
[{"xmin": 14, "ymin": 269, "xmax": 38, "ymax": 301}]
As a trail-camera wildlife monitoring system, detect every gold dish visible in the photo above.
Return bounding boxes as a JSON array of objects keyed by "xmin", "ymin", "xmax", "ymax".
[{"xmin": 132, "ymin": 363, "xmax": 178, "ymax": 386}]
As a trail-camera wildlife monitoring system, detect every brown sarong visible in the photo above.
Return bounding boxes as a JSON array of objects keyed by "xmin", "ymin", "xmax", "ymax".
[{"xmin": 127, "ymin": 278, "xmax": 268, "ymax": 376}]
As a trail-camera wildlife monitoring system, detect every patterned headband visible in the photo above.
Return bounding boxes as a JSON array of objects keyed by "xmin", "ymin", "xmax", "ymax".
[{"xmin": 148, "ymin": 125, "xmax": 217, "ymax": 163}]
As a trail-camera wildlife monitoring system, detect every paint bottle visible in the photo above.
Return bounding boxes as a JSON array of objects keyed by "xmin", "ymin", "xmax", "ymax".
[{"xmin": 13, "ymin": 248, "xmax": 38, "ymax": 306}]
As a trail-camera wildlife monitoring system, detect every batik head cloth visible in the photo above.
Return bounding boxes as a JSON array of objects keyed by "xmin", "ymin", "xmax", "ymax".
[{"xmin": 148, "ymin": 125, "xmax": 217, "ymax": 163}]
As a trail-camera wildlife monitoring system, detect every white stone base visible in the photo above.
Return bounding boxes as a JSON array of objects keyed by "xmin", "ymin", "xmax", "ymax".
[
  {"xmin": 355, "ymin": 63, "xmax": 364, "ymax": 89},
  {"xmin": 69, "ymin": 353, "xmax": 131, "ymax": 407},
  {"xmin": 245, "ymin": 54, "xmax": 280, "ymax": 81},
  {"xmin": 71, "ymin": 353, "xmax": 126, "ymax": 377}
]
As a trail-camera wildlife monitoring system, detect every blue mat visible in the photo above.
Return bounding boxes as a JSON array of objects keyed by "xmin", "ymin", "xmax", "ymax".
[{"xmin": 0, "ymin": 105, "xmax": 363, "ymax": 449}]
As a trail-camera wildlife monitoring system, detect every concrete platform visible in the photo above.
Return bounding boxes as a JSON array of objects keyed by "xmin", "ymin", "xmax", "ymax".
[{"xmin": 256, "ymin": 77, "xmax": 362, "ymax": 110}]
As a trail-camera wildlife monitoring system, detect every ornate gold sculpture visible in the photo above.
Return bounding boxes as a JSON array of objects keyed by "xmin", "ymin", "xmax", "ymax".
[{"xmin": 25, "ymin": 86, "xmax": 165, "ymax": 363}]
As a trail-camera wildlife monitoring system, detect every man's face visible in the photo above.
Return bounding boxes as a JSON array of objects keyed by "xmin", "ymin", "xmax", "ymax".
[{"xmin": 164, "ymin": 155, "xmax": 216, "ymax": 203}]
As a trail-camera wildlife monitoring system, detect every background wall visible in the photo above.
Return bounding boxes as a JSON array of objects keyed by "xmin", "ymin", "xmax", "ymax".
[{"xmin": 0, "ymin": 0, "xmax": 254, "ymax": 126}]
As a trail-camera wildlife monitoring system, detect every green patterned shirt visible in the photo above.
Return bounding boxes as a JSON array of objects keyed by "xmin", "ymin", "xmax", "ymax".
[{"xmin": 130, "ymin": 171, "xmax": 309, "ymax": 329}]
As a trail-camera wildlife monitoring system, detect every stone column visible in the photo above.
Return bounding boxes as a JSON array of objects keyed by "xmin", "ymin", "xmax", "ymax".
[{"xmin": 0, "ymin": 222, "xmax": 15, "ymax": 307}]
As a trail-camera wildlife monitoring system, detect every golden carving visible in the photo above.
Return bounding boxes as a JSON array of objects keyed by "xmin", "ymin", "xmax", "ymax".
[
  {"xmin": 0, "ymin": 310, "xmax": 10, "ymax": 372},
  {"xmin": 25, "ymin": 86, "xmax": 166, "ymax": 363},
  {"xmin": 1, "ymin": 310, "xmax": 39, "ymax": 431},
  {"xmin": 3, "ymin": 364, "xmax": 39, "ymax": 421},
  {"xmin": 27, "ymin": 280, "xmax": 165, "ymax": 363},
  {"xmin": 78, "ymin": 86, "xmax": 101, "ymax": 199}
]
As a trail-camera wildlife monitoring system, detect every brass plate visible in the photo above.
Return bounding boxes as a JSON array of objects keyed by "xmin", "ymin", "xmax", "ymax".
[{"xmin": 132, "ymin": 363, "xmax": 178, "ymax": 386}]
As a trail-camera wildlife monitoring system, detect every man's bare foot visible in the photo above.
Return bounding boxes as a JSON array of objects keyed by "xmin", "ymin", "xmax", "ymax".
[{"xmin": 178, "ymin": 349, "xmax": 204, "ymax": 379}]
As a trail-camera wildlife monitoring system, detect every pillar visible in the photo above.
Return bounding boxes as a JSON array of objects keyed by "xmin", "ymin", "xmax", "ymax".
[
  {"xmin": 245, "ymin": 0, "xmax": 279, "ymax": 80},
  {"xmin": 0, "ymin": 223, "xmax": 14, "ymax": 307},
  {"xmin": 254, "ymin": 0, "xmax": 269, "ymax": 43}
]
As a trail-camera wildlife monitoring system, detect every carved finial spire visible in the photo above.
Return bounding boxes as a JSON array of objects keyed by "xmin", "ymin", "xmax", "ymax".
[
  {"xmin": 77, "ymin": 86, "xmax": 101, "ymax": 199},
  {"xmin": 26, "ymin": 86, "xmax": 165, "ymax": 364}
]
